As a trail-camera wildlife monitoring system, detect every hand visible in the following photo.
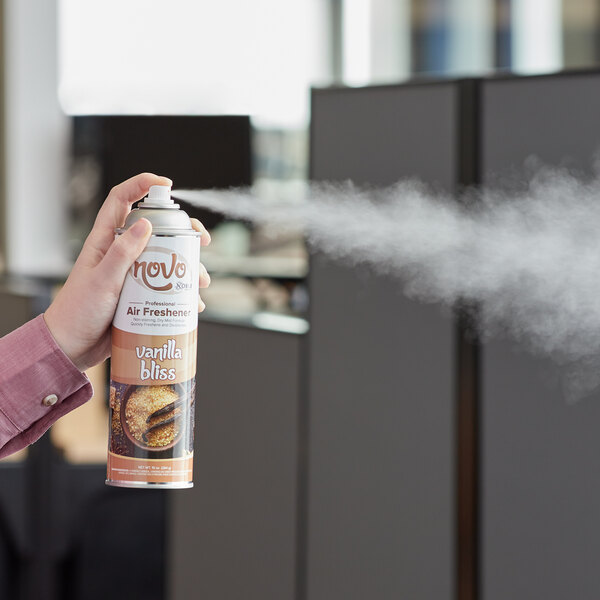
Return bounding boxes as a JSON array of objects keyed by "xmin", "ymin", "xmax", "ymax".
[{"xmin": 44, "ymin": 173, "xmax": 211, "ymax": 372}]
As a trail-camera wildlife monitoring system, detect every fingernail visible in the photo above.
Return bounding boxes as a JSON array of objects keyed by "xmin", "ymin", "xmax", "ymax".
[
  {"xmin": 131, "ymin": 218, "xmax": 151, "ymax": 238},
  {"xmin": 201, "ymin": 263, "xmax": 211, "ymax": 284},
  {"xmin": 201, "ymin": 230, "xmax": 212, "ymax": 245}
]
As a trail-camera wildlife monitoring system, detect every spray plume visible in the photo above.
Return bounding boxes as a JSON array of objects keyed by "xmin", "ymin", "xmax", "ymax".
[{"xmin": 174, "ymin": 165, "xmax": 600, "ymax": 398}]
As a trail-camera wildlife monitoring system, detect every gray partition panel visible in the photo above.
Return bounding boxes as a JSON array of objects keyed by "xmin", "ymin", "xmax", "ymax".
[
  {"xmin": 481, "ymin": 73, "xmax": 600, "ymax": 600},
  {"xmin": 168, "ymin": 321, "xmax": 302, "ymax": 600},
  {"xmin": 308, "ymin": 84, "xmax": 457, "ymax": 600}
]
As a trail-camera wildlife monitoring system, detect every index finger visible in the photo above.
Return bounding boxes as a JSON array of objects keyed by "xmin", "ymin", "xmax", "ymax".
[
  {"xmin": 190, "ymin": 218, "xmax": 212, "ymax": 246},
  {"xmin": 81, "ymin": 173, "xmax": 172, "ymax": 264}
]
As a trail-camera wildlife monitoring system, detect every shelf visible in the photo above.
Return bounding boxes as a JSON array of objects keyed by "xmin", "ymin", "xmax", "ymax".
[{"xmin": 201, "ymin": 253, "xmax": 308, "ymax": 279}]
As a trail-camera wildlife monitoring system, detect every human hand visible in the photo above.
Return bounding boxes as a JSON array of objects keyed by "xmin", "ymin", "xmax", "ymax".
[{"xmin": 44, "ymin": 173, "xmax": 211, "ymax": 372}]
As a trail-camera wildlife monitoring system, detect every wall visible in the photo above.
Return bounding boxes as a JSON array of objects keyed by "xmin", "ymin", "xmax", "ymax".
[{"xmin": 4, "ymin": 0, "xmax": 70, "ymax": 276}]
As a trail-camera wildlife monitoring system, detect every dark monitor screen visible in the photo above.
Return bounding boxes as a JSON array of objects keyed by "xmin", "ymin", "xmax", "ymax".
[{"xmin": 72, "ymin": 115, "xmax": 252, "ymax": 230}]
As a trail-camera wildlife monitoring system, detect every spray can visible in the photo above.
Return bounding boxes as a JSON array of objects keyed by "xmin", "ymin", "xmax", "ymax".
[{"xmin": 106, "ymin": 185, "xmax": 200, "ymax": 488}]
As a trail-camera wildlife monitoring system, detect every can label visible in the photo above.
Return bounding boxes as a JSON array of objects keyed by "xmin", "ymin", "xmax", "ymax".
[{"xmin": 107, "ymin": 235, "xmax": 200, "ymax": 487}]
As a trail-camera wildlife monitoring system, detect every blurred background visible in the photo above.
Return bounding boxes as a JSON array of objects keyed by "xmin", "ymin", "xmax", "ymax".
[{"xmin": 2, "ymin": 1, "xmax": 600, "ymax": 599}]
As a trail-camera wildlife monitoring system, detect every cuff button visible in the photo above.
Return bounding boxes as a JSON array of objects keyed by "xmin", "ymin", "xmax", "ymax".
[{"xmin": 42, "ymin": 394, "xmax": 58, "ymax": 407}]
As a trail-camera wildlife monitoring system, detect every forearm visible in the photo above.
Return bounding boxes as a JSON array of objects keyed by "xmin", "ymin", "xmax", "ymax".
[{"xmin": 0, "ymin": 314, "xmax": 93, "ymax": 458}]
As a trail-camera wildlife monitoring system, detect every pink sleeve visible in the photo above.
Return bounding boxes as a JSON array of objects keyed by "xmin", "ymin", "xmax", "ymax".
[{"xmin": 0, "ymin": 314, "xmax": 93, "ymax": 458}]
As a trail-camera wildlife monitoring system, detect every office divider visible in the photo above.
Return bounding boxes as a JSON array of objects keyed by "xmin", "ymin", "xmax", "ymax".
[
  {"xmin": 307, "ymin": 82, "xmax": 461, "ymax": 600},
  {"xmin": 307, "ymin": 70, "xmax": 600, "ymax": 600},
  {"xmin": 480, "ymin": 72, "xmax": 600, "ymax": 600}
]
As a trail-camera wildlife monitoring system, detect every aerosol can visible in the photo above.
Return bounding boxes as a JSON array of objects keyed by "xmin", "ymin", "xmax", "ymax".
[{"xmin": 106, "ymin": 185, "xmax": 200, "ymax": 488}]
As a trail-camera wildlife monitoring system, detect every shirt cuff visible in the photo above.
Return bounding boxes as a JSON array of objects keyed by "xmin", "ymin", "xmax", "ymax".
[{"xmin": 0, "ymin": 314, "xmax": 94, "ymax": 457}]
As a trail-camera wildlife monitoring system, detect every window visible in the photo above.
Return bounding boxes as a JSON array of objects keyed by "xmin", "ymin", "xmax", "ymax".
[{"xmin": 59, "ymin": 0, "xmax": 330, "ymax": 128}]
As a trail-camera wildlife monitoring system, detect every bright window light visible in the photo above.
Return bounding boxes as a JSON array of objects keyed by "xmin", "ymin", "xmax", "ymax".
[
  {"xmin": 512, "ymin": 0, "xmax": 563, "ymax": 73},
  {"xmin": 58, "ymin": 0, "xmax": 330, "ymax": 127},
  {"xmin": 448, "ymin": 0, "xmax": 494, "ymax": 74},
  {"xmin": 343, "ymin": 0, "xmax": 371, "ymax": 85}
]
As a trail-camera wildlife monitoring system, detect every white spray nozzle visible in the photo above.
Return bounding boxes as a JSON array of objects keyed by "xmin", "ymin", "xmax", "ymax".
[
  {"xmin": 146, "ymin": 185, "xmax": 173, "ymax": 205},
  {"xmin": 139, "ymin": 184, "xmax": 180, "ymax": 210}
]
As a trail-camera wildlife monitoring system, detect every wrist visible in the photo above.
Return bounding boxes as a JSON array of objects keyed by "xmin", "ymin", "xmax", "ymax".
[{"xmin": 43, "ymin": 307, "xmax": 83, "ymax": 372}]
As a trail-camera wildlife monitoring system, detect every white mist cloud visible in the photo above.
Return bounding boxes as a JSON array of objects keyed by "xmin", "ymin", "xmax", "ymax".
[{"xmin": 174, "ymin": 165, "xmax": 600, "ymax": 398}]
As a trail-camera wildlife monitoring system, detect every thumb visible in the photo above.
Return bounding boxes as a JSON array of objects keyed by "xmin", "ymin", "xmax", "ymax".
[{"xmin": 96, "ymin": 218, "xmax": 152, "ymax": 289}]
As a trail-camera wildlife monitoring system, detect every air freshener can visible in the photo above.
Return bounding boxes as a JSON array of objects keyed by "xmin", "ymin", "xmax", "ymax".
[{"xmin": 106, "ymin": 185, "xmax": 200, "ymax": 488}]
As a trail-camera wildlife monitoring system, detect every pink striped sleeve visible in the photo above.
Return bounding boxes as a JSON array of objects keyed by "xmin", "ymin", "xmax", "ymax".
[{"xmin": 0, "ymin": 314, "xmax": 93, "ymax": 457}]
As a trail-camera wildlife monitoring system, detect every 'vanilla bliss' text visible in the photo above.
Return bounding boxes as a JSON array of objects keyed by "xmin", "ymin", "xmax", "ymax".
[{"xmin": 135, "ymin": 339, "xmax": 182, "ymax": 381}]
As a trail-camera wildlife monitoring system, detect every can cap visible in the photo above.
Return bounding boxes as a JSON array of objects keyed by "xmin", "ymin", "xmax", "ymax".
[
  {"xmin": 139, "ymin": 185, "xmax": 180, "ymax": 209},
  {"xmin": 119, "ymin": 181, "xmax": 200, "ymax": 233}
]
